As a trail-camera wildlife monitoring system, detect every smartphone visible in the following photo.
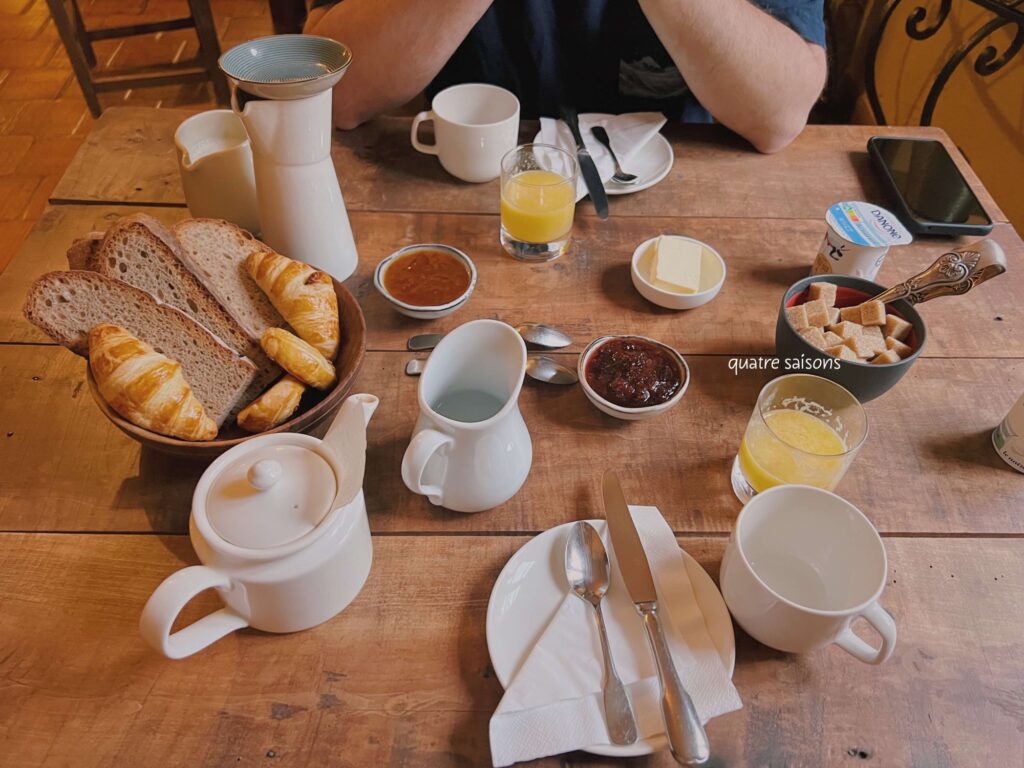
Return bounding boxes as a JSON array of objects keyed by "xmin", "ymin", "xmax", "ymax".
[{"xmin": 867, "ymin": 136, "xmax": 993, "ymax": 236}]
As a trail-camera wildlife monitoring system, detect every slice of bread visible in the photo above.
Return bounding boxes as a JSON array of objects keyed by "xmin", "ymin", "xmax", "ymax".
[
  {"xmin": 23, "ymin": 270, "xmax": 259, "ymax": 427},
  {"xmin": 93, "ymin": 214, "xmax": 280, "ymax": 393},
  {"xmin": 66, "ymin": 232, "xmax": 103, "ymax": 271},
  {"xmin": 172, "ymin": 218, "xmax": 287, "ymax": 338}
]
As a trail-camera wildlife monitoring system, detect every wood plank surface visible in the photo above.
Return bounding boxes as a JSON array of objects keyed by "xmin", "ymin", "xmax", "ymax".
[
  {"xmin": 0, "ymin": 532, "xmax": 1021, "ymax": 768},
  {"xmin": 47, "ymin": 108, "xmax": 1008, "ymax": 223},
  {"xmin": 2, "ymin": 206, "xmax": 1020, "ymax": 358},
  {"xmin": 3, "ymin": 344, "xmax": 1022, "ymax": 536}
]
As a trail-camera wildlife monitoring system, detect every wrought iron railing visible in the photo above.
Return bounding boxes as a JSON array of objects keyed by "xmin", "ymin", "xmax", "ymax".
[{"xmin": 864, "ymin": 0, "xmax": 1024, "ymax": 125}]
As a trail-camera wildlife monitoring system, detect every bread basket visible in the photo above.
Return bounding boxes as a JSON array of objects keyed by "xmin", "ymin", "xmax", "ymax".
[{"xmin": 87, "ymin": 280, "xmax": 366, "ymax": 459}]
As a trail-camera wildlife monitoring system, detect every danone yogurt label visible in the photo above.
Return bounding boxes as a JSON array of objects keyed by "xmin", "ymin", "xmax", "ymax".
[
  {"xmin": 993, "ymin": 392, "xmax": 1024, "ymax": 474},
  {"xmin": 812, "ymin": 201, "xmax": 913, "ymax": 279}
]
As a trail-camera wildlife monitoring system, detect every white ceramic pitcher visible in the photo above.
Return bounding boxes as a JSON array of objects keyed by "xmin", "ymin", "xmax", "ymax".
[
  {"xmin": 174, "ymin": 109, "xmax": 261, "ymax": 234},
  {"xmin": 402, "ymin": 320, "xmax": 532, "ymax": 513},
  {"xmin": 140, "ymin": 394, "xmax": 378, "ymax": 659},
  {"xmin": 234, "ymin": 88, "xmax": 358, "ymax": 281}
]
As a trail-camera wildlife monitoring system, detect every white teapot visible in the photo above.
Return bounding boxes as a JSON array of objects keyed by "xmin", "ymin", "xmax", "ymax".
[{"xmin": 140, "ymin": 393, "xmax": 378, "ymax": 659}]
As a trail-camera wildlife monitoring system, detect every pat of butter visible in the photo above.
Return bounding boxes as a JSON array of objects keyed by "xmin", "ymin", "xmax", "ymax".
[{"xmin": 650, "ymin": 236, "xmax": 702, "ymax": 294}]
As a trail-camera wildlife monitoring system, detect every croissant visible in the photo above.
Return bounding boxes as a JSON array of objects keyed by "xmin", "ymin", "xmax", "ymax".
[
  {"xmin": 260, "ymin": 328, "xmax": 336, "ymax": 390},
  {"xmin": 88, "ymin": 323, "xmax": 217, "ymax": 441},
  {"xmin": 245, "ymin": 250, "xmax": 340, "ymax": 360},
  {"xmin": 237, "ymin": 375, "xmax": 306, "ymax": 433}
]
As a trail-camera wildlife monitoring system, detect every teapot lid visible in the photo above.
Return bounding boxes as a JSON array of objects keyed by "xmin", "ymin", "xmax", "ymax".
[{"xmin": 204, "ymin": 443, "xmax": 337, "ymax": 550}]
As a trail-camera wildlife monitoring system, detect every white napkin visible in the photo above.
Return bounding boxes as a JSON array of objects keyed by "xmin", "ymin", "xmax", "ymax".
[
  {"xmin": 489, "ymin": 506, "xmax": 742, "ymax": 767},
  {"xmin": 535, "ymin": 113, "xmax": 667, "ymax": 201}
]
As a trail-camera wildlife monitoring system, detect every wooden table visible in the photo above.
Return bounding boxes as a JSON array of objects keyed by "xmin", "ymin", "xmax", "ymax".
[{"xmin": 1, "ymin": 108, "xmax": 1022, "ymax": 766}]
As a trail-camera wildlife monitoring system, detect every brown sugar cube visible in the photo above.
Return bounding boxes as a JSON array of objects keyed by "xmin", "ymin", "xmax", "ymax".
[
  {"xmin": 785, "ymin": 304, "xmax": 809, "ymax": 330},
  {"xmin": 803, "ymin": 299, "xmax": 831, "ymax": 328},
  {"xmin": 822, "ymin": 331, "xmax": 844, "ymax": 348},
  {"xmin": 826, "ymin": 344, "xmax": 858, "ymax": 360},
  {"xmin": 830, "ymin": 320, "xmax": 863, "ymax": 340},
  {"xmin": 799, "ymin": 327, "xmax": 828, "ymax": 349},
  {"xmin": 807, "ymin": 282, "xmax": 838, "ymax": 307},
  {"xmin": 859, "ymin": 300, "xmax": 886, "ymax": 327},
  {"xmin": 884, "ymin": 314, "xmax": 913, "ymax": 341},
  {"xmin": 861, "ymin": 325, "xmax": 887, "ymax": 354},
  {"xmin": 871, "ymin": 349, "xmax": 901, "ymax": 365},
  {"xmin": 886, "ymin": 336, "xmax": 913, "ymax": 359},
  {"xmin": 827, "ymin": 306, "xmax": 841, "ymax": 325},
  {"xmin": 845, "ymin": 335, "xmax": 877, "ymax": 359},
  {"xmin": 839, "ymin": 305, "xmax": 863, "ymax": 324}
]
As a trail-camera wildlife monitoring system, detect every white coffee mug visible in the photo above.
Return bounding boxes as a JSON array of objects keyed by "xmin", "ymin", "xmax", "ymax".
[
  {"xmin": 410, "ymin": 83, "xmax": 520, "ymax": 183},
  {"xmin": 401, "ymin": 319, "xmax": 532, "ymax": 512},
  {"xmin": 174, "ymin": 110, "xmax": 261, "ymax": 234},
  {"xmin": 720, "ymin": 484, "xmax": 897, "ymax": 664}
]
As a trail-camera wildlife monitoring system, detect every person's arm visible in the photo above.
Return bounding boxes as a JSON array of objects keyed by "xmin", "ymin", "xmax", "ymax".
[
  {"xmin": 637, "ymin": 0, "xmax": 826, "ymax": 153},
  {"xmin": 306, "ymin": 0, "xmax": 493, "ymax": 129}
]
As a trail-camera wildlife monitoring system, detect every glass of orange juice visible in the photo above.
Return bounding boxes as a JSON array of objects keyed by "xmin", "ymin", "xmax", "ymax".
[
  {"xmin": 731, "ymin": 374, "xmax": 867, "ymax": 503},
  {"xmin": 500, "ymin": 143, "xmax": 577, "ymax": 261}
]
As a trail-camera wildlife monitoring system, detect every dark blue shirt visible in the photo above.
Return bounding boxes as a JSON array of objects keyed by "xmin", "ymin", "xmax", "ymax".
[{"xmin": 426, "ymin": 0, "xmax": 826, "ymax": 121}]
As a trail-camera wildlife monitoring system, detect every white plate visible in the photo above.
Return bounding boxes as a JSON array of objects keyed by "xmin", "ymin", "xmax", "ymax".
[
  {"xmin": 581, "ymin": 113, "xmax": 674, "ymax": 196},
  {"xmin": 486, "ymin": 520, "xmax": 735, "ymax": 758}
]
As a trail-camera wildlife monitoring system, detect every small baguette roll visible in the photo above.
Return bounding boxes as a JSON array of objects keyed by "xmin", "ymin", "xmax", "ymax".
[
  {"xmin": 89, "ymin": 323, "xmax": 217, "ymax": 441},
  {"xmin": 238, "ymin": 375, "xmax": 306, "ymax": 433},
  {"xmin": 246, "ymin": 250, "xmax": 340, "ymax": 360},
  {"xmin": 260, "ymin": 327, "xmax": 336, "ymax": 390}
]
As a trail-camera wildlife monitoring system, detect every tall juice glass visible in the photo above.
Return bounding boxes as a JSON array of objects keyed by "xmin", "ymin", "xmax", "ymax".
[
  {"xmin": 731, "ymin": 374, "xmax": 867, "ymax": 503},
  {"xmin": 500, "ymin": 143, "xmax": 577, "ymax": 262}
]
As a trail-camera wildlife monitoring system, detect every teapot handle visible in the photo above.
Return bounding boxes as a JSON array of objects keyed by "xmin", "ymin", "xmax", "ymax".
[
  {"xmin": 140, "ymin": 565, "xmax": 248, "ymax": 659},
  {"xmin": 401, "ymin": 428, "xmax": 452, "ymax": 506}
]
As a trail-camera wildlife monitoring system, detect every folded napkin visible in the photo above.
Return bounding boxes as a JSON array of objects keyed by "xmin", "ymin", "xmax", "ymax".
[
  {"xmin": 535, "ymin": 112, "xmax": 667, "ymax": 202},
  {"xmin": 489, "ymin": 506, "xmax": 742, "ymax": 767}
]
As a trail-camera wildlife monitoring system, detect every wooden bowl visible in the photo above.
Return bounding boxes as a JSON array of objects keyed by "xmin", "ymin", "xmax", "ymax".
[{"xmin": 87, "ymin": 280, "xmax": 366, "ymax": 459}]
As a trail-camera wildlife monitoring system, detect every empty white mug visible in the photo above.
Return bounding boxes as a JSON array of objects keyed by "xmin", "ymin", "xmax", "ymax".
[
  {"xmin": 174, "ymin": 110, "xmax": 261, "ymax": 234},
  {"xmin": 410, "ymin": 83, "xmax": 520, "ymax": 183},
  {"xmin": 401, "ymin": 319, "xmax": 532, "ymax": 512},
  {"xmin": 720, "ymin": 484, "xmax": 897, "ymax": 664}
]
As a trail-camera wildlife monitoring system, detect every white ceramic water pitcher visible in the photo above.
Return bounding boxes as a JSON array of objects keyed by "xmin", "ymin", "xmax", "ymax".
[
  {"xmin": 140, "ymin": 394, "xmax": 378, "ymax": 659},
  {"xmin": 402, "ymin": 320, "xmax": 533, "ymax": 513},
  {"xmin": 220, "ymin": 35, "xmax": 359, "ymax": 281}
]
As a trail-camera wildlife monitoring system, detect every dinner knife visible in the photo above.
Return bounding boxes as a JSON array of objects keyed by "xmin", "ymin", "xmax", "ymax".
[
  {"xmin": 559, "ymin": 106, "xmax": 609, "ymax": 220},
  {"xmin": 603, "ymin": 470, "xmax": 710, "ymax": 765}
]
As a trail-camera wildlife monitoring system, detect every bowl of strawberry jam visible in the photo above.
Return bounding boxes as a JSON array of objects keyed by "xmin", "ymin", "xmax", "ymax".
[
  {"xmin": 578, "ymin": 335, "xmax": 690, "ymax": 420},
  {"xmin": 374, "ymin": 244, "xmax": 476, "ymax": 319}
]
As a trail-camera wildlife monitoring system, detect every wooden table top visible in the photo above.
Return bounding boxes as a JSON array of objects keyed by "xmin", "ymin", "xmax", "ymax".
[{"xmin": 2, "ymin": 107, "xmax": 1022, "ymax": 766}]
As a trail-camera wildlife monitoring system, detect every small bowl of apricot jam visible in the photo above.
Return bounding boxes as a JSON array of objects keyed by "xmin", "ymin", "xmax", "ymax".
[
  {"xmin": 374, "ymin": 244, "xmax": 477, "ymax": 319},
  {"xmin": 578, "ymin": 335, "xmax": 689, "ymax": 421}
]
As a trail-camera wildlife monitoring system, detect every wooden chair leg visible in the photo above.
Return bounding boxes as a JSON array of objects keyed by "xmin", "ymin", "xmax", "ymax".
[
  {"xmin": 269, "ymin": 0, "xmax": 308, "ymax": 34},
  {"xmin": 45, "ymin": 0, "xmax": 102, "ymax": 116},
  {"xmin": 188, "ymin": 0, "xmax": 231, "ymax": 106},
  {"xmin": 69, "ymin": 0, "xmax": 96, "ymax": 67}
]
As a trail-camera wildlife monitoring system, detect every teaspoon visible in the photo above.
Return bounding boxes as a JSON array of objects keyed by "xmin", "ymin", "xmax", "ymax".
[
  {"xmin": 526, "ymin": 355, "xmax": 578, "ymax": 385},
  {"xmin": 408, "ymin": 322, "xmax": 571, "ymax": 352},
  {"xmin": 591, "ymin": 126, "xmax": 638, "ymax": 186},
  {"xmin": 405, "ymin": 355, "xmax": 577, "ymax": 385},
  {"xmin": 565, "ymin": 521, "xmax": 639, "ymax": 745}
]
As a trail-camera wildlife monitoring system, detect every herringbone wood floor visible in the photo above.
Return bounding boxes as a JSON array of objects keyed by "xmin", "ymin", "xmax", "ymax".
[{"xmin": 0, "ymin": 0, "xmax": 272, "ymax": 273}]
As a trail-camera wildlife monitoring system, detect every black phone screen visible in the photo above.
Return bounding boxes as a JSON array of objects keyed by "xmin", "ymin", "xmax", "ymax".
[{"xmin": 872, "ymin": 138, "xmax": 990, "ymax": 225}]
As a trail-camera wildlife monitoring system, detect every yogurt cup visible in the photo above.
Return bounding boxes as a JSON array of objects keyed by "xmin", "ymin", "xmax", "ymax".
[
  {"xmin": 812, "ymin": 201, "xmax": 912, "ymax": 280},
  {"xmin": 993, "ymin": 392, "xmax": 1024, "ymax": 474}
]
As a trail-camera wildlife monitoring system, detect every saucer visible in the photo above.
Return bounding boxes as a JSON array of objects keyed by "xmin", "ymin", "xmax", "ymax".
[
  {"xmin": 486, "ymin": 519, "xmax": 735, "ymax": 758},
  {"xmin": 582, "ymin": 113, "xmax": 674, "ymax": 195}
]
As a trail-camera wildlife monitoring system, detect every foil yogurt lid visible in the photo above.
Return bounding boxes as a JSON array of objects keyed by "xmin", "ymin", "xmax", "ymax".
[{"xmin": 826, "ymin": 202, "xmax": 912, "ymax": 248}]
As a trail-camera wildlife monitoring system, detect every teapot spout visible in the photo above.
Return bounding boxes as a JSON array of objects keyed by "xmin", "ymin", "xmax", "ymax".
[
  {"xmin": 323, "ymin": 393, "xmax": 379, "ymax": 509},
  {"xmin": 351, "ymin": 393, "xmax": 379, "ymax": 427}
]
